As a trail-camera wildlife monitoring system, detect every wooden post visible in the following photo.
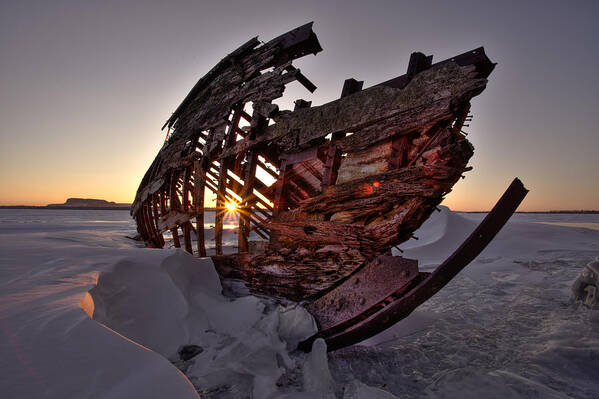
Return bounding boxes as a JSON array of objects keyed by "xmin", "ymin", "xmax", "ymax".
[
  {"xmin": 406, "ymin": 52, "xmax": 432, "ymax": 79},
  {"xmin": 272, "ymin": 160, "xmax": 288, "ymax": 218},
  {"xmin": 143, "ymin": 203, "xmax": 159, "ymax": 247},
  {"xmin": 169, "ymin": 171, "xmax": 181, "ymax": 248},
  {"xmin": 193, "ymin": 160, "xmax": 207, "ymax": 257},
  {"xmin": 215, "ymin": 165, "xmax": 226, "ymax": 256},
  {"xmin": 321, "ymin": 142, "xmax": 342, "ymax": 190},
  {"xmin": 340, "ymin": 78, "xmax": 363, "ymax": 98},
  {"xmin": 151, "ymin": 193, "xmax": 164, "ymax": 247},
  {"xmin": 294, "ymin": 99, "xmax": 312, "ymax": 111},
  {"xmin": 135, "ymin": 209, "xmax": 148, "ymax": 244},
  {"xmin": 238, "ymin": 150, "xmax": 257, "ymax": 252},
  {"xmin": 182, "ymin": 166, "xmax": 193, "ymax": 254},
  {"xmin": 159, "ymin": 188, "xmax": 167, "ymax": 215}
]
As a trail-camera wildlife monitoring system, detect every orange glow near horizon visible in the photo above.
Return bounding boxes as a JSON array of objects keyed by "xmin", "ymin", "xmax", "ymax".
[{"xmin": 1, "ymin": 179, "xmax": 597, "ymax": 212}]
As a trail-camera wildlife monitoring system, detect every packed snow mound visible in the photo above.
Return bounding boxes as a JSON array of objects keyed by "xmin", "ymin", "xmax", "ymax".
[
  {"xmin": 1, "ymin": 249, "xmax": 200, "ymax": 398},
  {"xmin": 394, "ymin": 206, "xmax": 477, "ymax": 262},
  {"xmin": 87, "ymin": 250, "xmax": 397, "ymax": 398},
  {"xmin": 397, "ymin": 206, "xmax": 472, "ymax": 250},
  {"xmin": 88, "ymin": 250, "xmax": 308, "ymax": 398}
]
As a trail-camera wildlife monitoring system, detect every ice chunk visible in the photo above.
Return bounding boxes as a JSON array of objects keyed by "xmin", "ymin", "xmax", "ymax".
[
  {"xmin": 571, "ymin": 256, "xmax": 599, "ymax": 308},
  {"xmin": 302, "ymin": 338, "xmax": 335, "ymax": 396},
  {"xmin": 278, "ymin": 305, "xmax": 318, "ymax": 350}
]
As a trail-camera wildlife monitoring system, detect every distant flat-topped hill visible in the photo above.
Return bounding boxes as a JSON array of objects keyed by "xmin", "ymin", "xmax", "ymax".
[{"xmin": 47, "ymin": 198, "xmax": 131, "ymax": 209}]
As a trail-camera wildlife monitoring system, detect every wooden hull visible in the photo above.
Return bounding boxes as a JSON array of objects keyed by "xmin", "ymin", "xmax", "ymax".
[{"xmin": 131, "ymin": 24, "xmax": 527, "ymax": 350}]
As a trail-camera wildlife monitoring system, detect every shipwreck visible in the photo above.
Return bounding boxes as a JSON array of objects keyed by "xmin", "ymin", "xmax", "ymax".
[{"xmin": 131, "ymin": 23, "xmax": 528, "ymax": 351}]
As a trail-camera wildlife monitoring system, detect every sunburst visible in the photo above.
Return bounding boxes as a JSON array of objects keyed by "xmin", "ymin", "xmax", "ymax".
[{"xmin": 224, "ymin": 201, "xmax": 238, "ymax": 213}]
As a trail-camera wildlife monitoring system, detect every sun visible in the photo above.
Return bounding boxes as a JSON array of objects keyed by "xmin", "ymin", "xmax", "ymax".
[{"xmin": 224, "ymin": 201, "xmax": 238, "ymax": 213}]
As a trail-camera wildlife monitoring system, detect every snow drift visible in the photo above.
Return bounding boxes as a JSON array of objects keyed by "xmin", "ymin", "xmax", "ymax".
[{"xmin": 86, "ymin": 250, "xmax": 318, "ymax": 398}]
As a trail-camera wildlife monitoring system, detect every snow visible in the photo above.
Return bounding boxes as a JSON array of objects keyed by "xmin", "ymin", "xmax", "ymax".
[
  {"xmin": 1, "ymin": 208, "xmax": 598, "ymax": 398},
  {"xmin": 302, "ymin": 338, "xmax": 336, "ymax": 395},
  {"xmin": 332, "ymin": 208, "xmax": 599, "ymax": 398},
  {"xmin": 0, "ymin": 210, "xmax": 198, "ymax": 399},
  {"xmin": 89, "ymin": 250, "xmax": 297, "ymax": 399}
]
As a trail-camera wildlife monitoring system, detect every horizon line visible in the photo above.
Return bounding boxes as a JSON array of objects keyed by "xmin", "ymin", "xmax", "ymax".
[{"xmin": 0, "ymin": 204, "xmax": 598, "ymax": 214}]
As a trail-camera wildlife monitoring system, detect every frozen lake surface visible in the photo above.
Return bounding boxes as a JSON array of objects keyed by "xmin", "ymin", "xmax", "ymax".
[{"xmin": 1, "ymin": 208, "xmax": 598, "ymax": 398}]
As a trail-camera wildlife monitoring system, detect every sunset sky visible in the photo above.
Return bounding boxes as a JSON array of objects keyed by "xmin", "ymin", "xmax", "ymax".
[{"xmin": 1, "ymin": 0, "xmax": 597, "ymax": 211}]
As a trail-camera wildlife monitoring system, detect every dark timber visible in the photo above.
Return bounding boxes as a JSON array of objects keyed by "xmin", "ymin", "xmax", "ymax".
[{"xmin": 131, "ymin": 24, "xmax": 527, "ymax": 351}]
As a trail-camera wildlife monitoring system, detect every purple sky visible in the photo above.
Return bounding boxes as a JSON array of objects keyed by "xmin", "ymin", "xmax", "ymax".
[{"xmin": 1, "ymin": 0, "xmax": 597, "ymax": 210}]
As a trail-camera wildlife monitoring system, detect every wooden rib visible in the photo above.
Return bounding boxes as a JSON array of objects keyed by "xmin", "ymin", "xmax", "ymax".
[
  {"xmin": 150, "ymin": 202, "xmax": 163, "ymax": 246},
  {"xmin": 255, "ymin": 179, "xmax": 275, "ymax": 200},
  {"xmin": 152, "ymin": 194, "xmax": 165, "ymax": 247},
  {"xmin": 215, "ymin": 169, "xmax": 226, "ymax": 256},
  {"xmin": 204, "ymin": 177, "xmax": 220, "ymax": 195},
  {"xmin": 321, "ymin": 142, "xmax": 342, "ymax": 190},
  {"xmin": 248, "ymin": 212, "xmax": 270, "ymax": 235},
  {"xmin": 240, "ymin": 109, "xmax": 252, "ymax": 122},
  {"xmin": 160, "ymin": 188, "xmax": 167, "ymax": 215},
  {"xmin": 238, "ymin": 151, "xmax": 257, "ymax": 252},
  {"xmin": 135, "ymin": 209, "xmax": 147, "ymax": 241},
  {"xmin": 182, "ymin": 166, "xmax": 193, "ymax": 254},
  {"xmin": 143, "ymin": 202, "xmax": 159, "ymax": 247},
  {"xmin": 272, "ymin": 160, "xmax": 288, "ymax": 217},
  {"xmin": 300, "ymin": 159, "xmax": 323, "ymax": 181},
  {"xmin": 249, "ymin": 208, "xmax": 269, "ymax": 226},
  {"xmin": 241, "ymin": 178, "xmax": 274, "ymax": 204},
  {"xmin": 250, "ymin": 224, "xmax": 268, "ymax": 240},
  {"xmin": 287, "ymin": 168, "xmax": 320, "ymax": 197},
  {"xmin": 193, "ymin": 160, "xmax": 207, "ymax": 257},
  {"xmin": 160, "ymin": 188, "xmax": 172, "ymax": 248},
  {"xmin": 253, "ymin": 206, "xmax": 272, "ymax": 221},
  {"xmin": 152, "ymin": 194, "xmax": 160, "ymax": 225},
  {"xmin": 137, "ymin": 207, "xmax": 148, "ymax": 243},
  {"xmin": 286, "ymin": 179, "xmax": 309, "ymax": 201},
  {"xmin": 256, "ymin": 157, "xmax": 279, "ymax": 179},
  {"xmin": 171, "ymin": 226, "xmax": 181, "ymax": 248},
  {"xmin": 242, "ymin": 188, "xmax": 273, "ymax": 212},
  {"xmin": 169, "ymin": 171, "xmax": 182, "ymax": 248}
]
